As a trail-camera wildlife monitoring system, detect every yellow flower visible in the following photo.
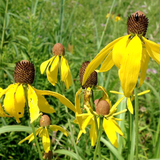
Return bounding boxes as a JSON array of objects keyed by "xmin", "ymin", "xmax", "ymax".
[
  {"xmin": 19, "ymin": 124, "xmax": 69, "ymax": 153},
  {"xmin": 0, "ymin": 60, "xmax": 75, "ymax": 123},
  {"xmin": 115, "ymin": 15, "xmax": 121, "ymax": 22},
  {"xmin": 0, "ymin": 83, "xmax": 75, "ymax": 123},
  {"xmin": 40, "ymin": 43, "xmax": 72, "ymax": 89},
  {"xmin": 75, "ymin": 93, "xmax": 126, "ymax": 148},
  {"xmin": 82, "ymin": 11, "xmax": 160, "ymax": 97},
  {"xmin": 110, "ymin": 90, "xmax": 150, "ymax": 114}
]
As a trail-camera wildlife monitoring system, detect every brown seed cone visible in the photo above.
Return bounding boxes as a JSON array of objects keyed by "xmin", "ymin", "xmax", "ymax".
[
  {"xmin": 79, "ymin": 61, "xmax": 97, "ymax": 89},
  {"xmin": 95, "ymin": 99, "xmax": 110, "ymax": 115},
  {"xmin": 14, "ymin": 60, "xmax": 35, "ymax": 84},
  {"xmin": 127, "ymin": 11, "xmax": 148, "ymax": 37},
  {"xmin": 52, "ymin": 43, "xmax": 65, "ymax": 56},
  {"xmin": 43, "ymin": 151, "xmax": 53, "ymax": 160},
  {"xmin": 40, "ymin": 115, "xmax": 51, "ymax": 127}
]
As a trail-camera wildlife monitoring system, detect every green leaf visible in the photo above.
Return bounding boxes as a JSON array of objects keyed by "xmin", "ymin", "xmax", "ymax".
[
  {"xmin": 16, "ymin": 35, "xmax": 29, "ymax": 42},
  {"xmin": 54, "ymin": 149, "xmax": 83, "ymax": 160},
  {"xmin": 101, "ymin": 137, "xmax": 124, "ymax": 160},
  {"xmin": 0, "ymin": 125, "xmax": 33, "ymax": 134}
]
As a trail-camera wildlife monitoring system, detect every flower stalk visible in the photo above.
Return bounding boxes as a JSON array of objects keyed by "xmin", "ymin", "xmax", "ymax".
[
  {"xmin": 135, "ymin": 86, "xmax": 139, "ymax": 159},
  {"xmin": 93, "ymin": 116, "xmax": 103, "ymax": 160}
]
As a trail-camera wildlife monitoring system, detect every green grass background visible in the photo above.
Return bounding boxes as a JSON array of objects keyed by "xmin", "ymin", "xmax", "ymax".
[{"xmin": 0, "ymin": 0, "xmax": 160, "ymax": 159}]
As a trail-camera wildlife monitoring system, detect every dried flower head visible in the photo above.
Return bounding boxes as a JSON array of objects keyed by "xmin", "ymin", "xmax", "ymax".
[
  {"xmin": 79, "ymin": 61, "xmax": 97, "ymax": 89},
  {"xmin": 95, "ymin": 99, "xmax": 110, "ymax": 115},
  {"xmin": 127, "ymin": 11, "xmax": 148, "ymax": 36},
  {"xmin": 14, "ymin": 60, "xmax": 35, "ymax": 84},
  {"xmin": 40, "ymin": 115, "xmax": 51, "ymax": 127},
  {"xmin": 52, "ymin": 43, "xmax": 65, "ymax": 56},
  {"xmin": 43, "ymin": 151, "xmax": 53, "ymax": 160}
]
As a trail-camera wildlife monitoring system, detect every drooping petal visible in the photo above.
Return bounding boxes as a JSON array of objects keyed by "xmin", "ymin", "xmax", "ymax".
[
  {"xmin": 0, "ymin": 103, "xmax": 11, "ymax": 117},
  {"xmin": 127, "ymin": 98, "xmax": 133, "ymax": 114},
  {"xmin": 35, "ymin": 91, "xmax": 55, "ymax": 113},
  {"xmin": 42, "ymin": 127, "xmax": 50, "ymax": 153},
  {"xmin": 75, "ymin": 88, "xmax": 83, "ymax": 129},
  {"xmin": 111, "ymin": 119, "xmax": 124, "ymax": 137},
  {"xmin": 82, "ymin": 36, "xmax": 125, "ymax": 85},
  {"xmin": 18, "ymin": 127, "xmax": 42, "ymax": 144},
  {"xmin": 139, "ymin": 47, "xmax": 150, "ymax": 87},
  {"xmin": 40, "ymin": 57, "xmax": 54, "ymax": 74},
  {"xmin": 97, "ymin": 86, "xmax": 109, "ymax": 99},
  {"xmin": 14, "ymin": 84, "xmax": 26, "ymax": 118},
  {"xmin": 143, "ymin": 37, "xmax": 160, "ymax": 64},
  {"xmin": 119, "ymin": 35, "xmax": 142, "ymax": 97},
  {"xmin": 81, "ymin": 115, "xmax": 93, "ymax": 131},
  {"xmin": 34, "ymin": 89, "xmax": 75, "ymax": 112},
  {"xmin": 61, "ymin": 57, "xmax": 72, "ymax": 89},
  {"xmin": 47, "ymin": 56, "xmax": 59, "ymax": 86},
  {"xmin": 90, "ymin": 121, "xmax": 97, "ymax": 146},
  {"xmin": 76, "ymin": 130, "xmax": 84, "ymax": 143},
  {"xmin": 28, "ymin": 85, "xmax": 40, "ymax": 123},
  {"xmin": 112, "ymin": 35, "xmax": 131, "ymax": 68},
  {"xmin": 137, "ymin": 90, "xmax": 150, "ymax": 96},
  {"xmin": 3, "ymin": 84, "xmax": 21, "ymax": 123},
  {"xmin": 98, "ymin": 52, "xmax": 114, "ymax": 72},
  {"xmin": 110, "ymin": 91, "xmax": 124, "ymax": 95},
  {"xmin": 49, "ymin": 125, "xmax": 69, "ymax": 136},
  {"xmin": 103, "ymin": 118, "xmax": 118, "ymax": 148}
]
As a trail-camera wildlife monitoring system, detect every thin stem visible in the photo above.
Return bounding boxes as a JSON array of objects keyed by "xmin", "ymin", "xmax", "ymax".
[
  {"xmin": 135, "ymin": 86, "xmax": 139, "ymax": 159},
  {"xmin": 23, "ymin": 85, "xmax": 43, "ymax": 160},
  {"xmin": 1, "ymin": 0, "xmax": 8, "ymax": 50},
  {"xmin": 93, "ymin": 116, "xmax": 103, "ymax": 160}
]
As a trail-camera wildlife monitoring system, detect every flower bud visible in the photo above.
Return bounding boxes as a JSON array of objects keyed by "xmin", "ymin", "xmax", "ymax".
[
  {"xmin": 95, "ymin": 99, "xmax": 110, "ymax": 115},
  {"xmin": 40, "ymin": 115, "xmax": 51, "ymax": 127},
  {"xmin": 52, "ymin": 43, "xmax": 65, "ymax": 56}
]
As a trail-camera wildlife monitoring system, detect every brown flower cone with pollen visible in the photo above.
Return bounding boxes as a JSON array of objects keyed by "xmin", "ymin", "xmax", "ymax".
[
  {"xmin": 14, "ymin": 60, "xmax": 35, "ymax": 84},
  {"xmin": 127, "ymin": 11, "xmax": 148, "ymax": 37},
  {"xmin": 52, "ymin": 43, "xmax": 65, "ymax": 56},
  {"xmin": 43, "ymin": 151, "xmax": 53, "ymax": 160},
  {"xmin": 95, "ymin": 99, "xmax": 110, "ymax": 116},
  {"xmin": 79, "ymin": 61, "xmax": 97, "ymax": 89},
  {"xmin": 40, "ymin": 115, "xmax": 51, "ymax": 127}
]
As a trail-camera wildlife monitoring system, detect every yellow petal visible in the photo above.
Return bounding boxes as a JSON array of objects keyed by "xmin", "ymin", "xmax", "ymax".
[
  {"xmin": 81, "ymin": 115, "xmax": 92, "ymax": 131},
  {"xmin": 49, "ymin": 125, "xmax": 69, "ymax": 136},
  {"xmin": 112, "ymin": 35, "xmax": 130, "ymax": 68},
  {"xmin": 82, "ymin": 36, "xmax": 125, "ymax": 85},
  {"xmin": 111, "ymin": 119, "xmax": 124, "ymax": 137},
  {"xmin": 28, "ymin": 85, "xmax": 40, "ymax": 123},
  {"xmin": 4, "ymin": 84, "xmax": 21, "ymax": 123},
  {"xmin": 97, "ymin": 85, "xmax": 109, "ymax": 99},
  {"xmin": 34, "ymin": 89, "xmax": 76, "ymax": 112},
  {"xmin": 76, "ymin": 130, "xmax": 84, "ymax": 143},
  {"xmin": 18, "ymin": 127, "xmax": 42, "ymax": 144},
  {"xmin": 35, "ymin": 91, "xmax": 55, "ymax": 113},
  {"xmin": 119, "ymin": 35, "xmax": 142, "ymax": 97},
  {"xmin": 137, "ymin": 90, "xmax": 150, "ymax": 96},
  {"xmin": 47, "ymin": 56, "xmax": 59, "ymax": 86},
  {"xmin": 14, "ymin": 84, "xmax": 25, "ymax": 118},
  {"xmin": 143, "ymin": 37, "xmax": 160, "ymax": 64},
  {"xmin": 40, "ymin": 57, "xmax": 54, "ymax": 74},
  {"xmin": 139, "ymin": 47, "xmax": 150, "ymax": 87},
  {"xmin": 90, "ymin": 121, "xmax": 97, "ymax": 146},
  {"xmin": 75, "ymin": 88, "xmax": 83, "ymax": 129},
  {"xmin": 127, "ymin": 98, "xmax": 133, "ymax": 114},
  {"xmin": 110, "ymin": 91, "xmax": 124, "ymax": 95},
  {"xmin": 99, "ymin": 52, "xmax": 114, "ymax": 72},
  {"xmin": 103, "ymin": 118, "xmax": 118, "ymax": 148},
  {"xmin": 61, "ymin": 57, "xmax": 72, "ymax": 89},
  {"xmin": 0, "ymin": 103, "xmax": 11, "ymax": 117},
  {"xmin": 42, "ymin": 127, "xmax": 50, "ymax": 153}
]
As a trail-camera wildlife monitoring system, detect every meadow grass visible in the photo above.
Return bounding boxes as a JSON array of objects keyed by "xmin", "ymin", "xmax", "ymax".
[{"xmin": 0, "ymin": 0, "xmax": 160, "ymax": 159}]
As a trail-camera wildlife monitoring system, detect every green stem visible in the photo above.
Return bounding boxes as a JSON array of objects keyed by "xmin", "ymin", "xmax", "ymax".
[
  {"xmin": 1, "ymin": 0, "xmax": 8, "ymax": 50},
  {"xmin": 135, "ymin": 86, "xmax": 139, "ymax": 159},
  {"xmin": 23, "ymin": 85, "xmax": 43, "ymax": 160},
  {"xmin": 93, "ymin": 116, "xmax": 103, "ymax": 160}
]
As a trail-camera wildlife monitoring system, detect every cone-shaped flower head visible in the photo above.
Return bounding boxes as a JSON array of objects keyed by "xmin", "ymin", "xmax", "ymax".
[
  {"xmin": 79, "ymin": 61, "xmax": 97, "ymax": 89},
  {"xmin": 82, "ymin": 11, "xmax": 160, "ymax": 97},
  {"xmin": 40, "ymin": 43, "xmax": 72, "ymax": 89},
  {"xmin": 19, "ymin": 115, "xmax": 69, "ymax": 153},
  {"xmin": 127, "ymin": 11, "xmax": 148, "ymax": 36},
  {"xmin": 43, "ymin": 151, "xmax": 53, "ymax": 160},
  {"xmin": 0, "ymin": 60, "xmax": 75, "ymax": 123}
]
